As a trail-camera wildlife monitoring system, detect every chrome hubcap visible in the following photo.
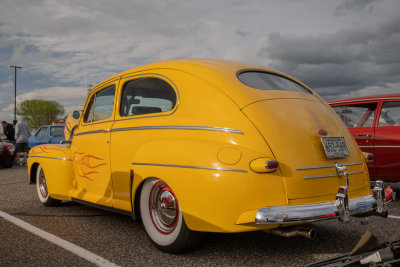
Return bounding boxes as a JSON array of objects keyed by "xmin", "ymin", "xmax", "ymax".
[
  {"xmin": 39, "ymin": 169, "xmax": 48, "ymax": 198},
  {"xmin": 149, "ymin": 181, "xmax": 179, "ymax": 234}
]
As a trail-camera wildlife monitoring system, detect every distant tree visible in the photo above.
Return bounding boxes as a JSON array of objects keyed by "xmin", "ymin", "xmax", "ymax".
[{"xmin": 16, "ymin": 99, "xmax": 65, "ymax": 130}]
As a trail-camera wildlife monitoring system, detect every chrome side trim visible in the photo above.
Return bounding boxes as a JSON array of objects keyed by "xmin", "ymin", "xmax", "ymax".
[
  {"xmin": 74, "ymin": 130, "xmax": 104, "ymax": 137},
  {"xmin": 29, "ymin": 156, "xmax": 73, "ymax": 161},
  {"xmin": 357, "ymin": 146, "xmax": 400, "ymax": 149},
  {"xmin": 255, "ymin": 194, "xmax": 377, "ymax": 225},
  {"xmin": 113, "ymin": 125, "xmax": 244, "ymax": 134},
  {"xmin": 303, "ymin": 170, "xmax": 364, "ymax": 180},
  {"xmin": 329, "ymin": 97, "xmax": 400, "ymax": 105},
  {"xmin": 132, "ymin": 162, "xmax": 247, "ymax": 173},
  {"xmin": 296, "ymin": 162, "xmax": 362, "ymax": 171}
]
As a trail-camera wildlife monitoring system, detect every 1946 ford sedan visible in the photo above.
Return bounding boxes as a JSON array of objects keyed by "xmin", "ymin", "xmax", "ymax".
[{"xmin": 27, "ymin": 59, "xmax": 395, "ymax": 253}]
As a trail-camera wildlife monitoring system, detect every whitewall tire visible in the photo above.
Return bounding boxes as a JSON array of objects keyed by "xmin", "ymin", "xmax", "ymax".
[
  {"xmin": 36, "ymin": 165, "xmax": 59, "ymax": 206},
  {"xmin": 140, "ymin": 178, "xmax": 204, "ymax": 253}
]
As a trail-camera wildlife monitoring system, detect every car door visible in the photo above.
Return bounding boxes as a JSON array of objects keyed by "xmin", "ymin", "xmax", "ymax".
[
  {"xmin": 71, "ymin": 83, "xmax": 117, "ymax": 207},
  {"xmin": 374, "ymin": 100, "xmax": 400, "ymax": 181},
  {"xmin": 331, "ymin": 102, "xmax": 378, "ymax": 178}
]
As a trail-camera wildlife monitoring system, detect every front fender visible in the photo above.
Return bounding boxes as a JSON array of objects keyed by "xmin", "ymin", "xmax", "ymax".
[{"xmin": 28, "ymin": 144, "xmax": 74, "ymax": 201}]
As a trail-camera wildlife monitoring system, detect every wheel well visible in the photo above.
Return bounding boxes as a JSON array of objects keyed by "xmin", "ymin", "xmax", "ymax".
[
  {"xmin": 134, "ymin": 180, "xmax": 145, "ymax": 221},
  {"xmin": 30, "ymin": 163, "xmax": 39, "ymax": 184}
]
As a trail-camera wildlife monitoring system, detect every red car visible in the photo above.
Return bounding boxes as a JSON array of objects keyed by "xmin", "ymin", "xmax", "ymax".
[
  {"xmin": 329, "ymin": 94, "xmax": 400, "ymax": 182},
  {"xmin": 0, "ymin": 139, "xmax": 16, "ymax": 168}
]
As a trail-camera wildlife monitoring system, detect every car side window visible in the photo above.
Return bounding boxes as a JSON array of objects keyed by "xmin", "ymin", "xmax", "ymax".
[
  {"xmin": 50, "ymin": 126, "xmax": 64, "ymax": 137},
  {"xmin": 84, "ymin": 85, "xmax": 115, "ymax": 123},
  {"xmin": 332, "ymin": 103, "xmax": 377, "ymax": 128},
  {"xmin": 36, "ymin": 127, "xmax": 48, "ymax": 137},
  {"xmin": 378, "ymin": 102, "xmax": 400, "ymax": 127},
  {"xmin": 120, "ymin": 77, "xmax": 177, "ymax": 117}
]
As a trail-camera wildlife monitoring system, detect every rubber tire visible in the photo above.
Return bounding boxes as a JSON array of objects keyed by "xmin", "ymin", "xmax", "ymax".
[
  {"xmin": 36, "ymin": 165, "xmax": 60, "ymax": 207},
  {"xmin": 3, "ymin": 164, "xmax": 13, "ymax": 168},
  {"xmin": 140, "ymin": 178, "xmax": 204, "ymax": 253}
]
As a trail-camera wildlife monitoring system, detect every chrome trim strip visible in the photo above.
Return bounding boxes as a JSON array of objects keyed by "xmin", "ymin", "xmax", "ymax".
[
  {"xmin": 358, "ymin": 146, "xmax": 400, "ymax": 149},
  {"xmin": 303, "ymin": 170, "xmax": 364, "ymax": 180},
  {"xmin": 113, "ymin": 125, "xmax": 244, "ymax": 134},
  {"xmin": 74, "ymin": 130, "xmax": 104, "ymax": 136},
  {"xmin": 329, "ymin": 97, "xmax": 400, "ymax": 104},
  {"xmin": 80, "ymin": 120, "xmax": 114, "ymax": 127},
  {"xmin": 132, "ymin": 162, "xmax": 247, "ymax": 173},
  {"xmin": 29, "ymin": 156, "xmax": 73, "ymax": 161},
  {"xmin": 74, "ymin": 125, "xmax": 244, "ymax": 137},
  {"xmin": 255, "ymin": 194, "xmax": 377, "ymax": 225},
  {"xmin": 296, "ymin": 162, "xmax": 362, "ymax": 171}
]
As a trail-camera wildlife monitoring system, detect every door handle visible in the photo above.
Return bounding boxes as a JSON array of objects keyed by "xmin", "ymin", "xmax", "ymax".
[
  {"xmin": 100, "ymin": 129, "xmax": 111, "ymax": 132},
  {"xmin": 357, "ymin": 133, "xmax": 371, "ymax": 138}
]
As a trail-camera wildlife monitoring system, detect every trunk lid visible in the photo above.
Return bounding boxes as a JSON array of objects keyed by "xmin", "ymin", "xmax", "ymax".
[{"xmin": 242, "ymin": 94, "xmax": 369, "ymax": 200}]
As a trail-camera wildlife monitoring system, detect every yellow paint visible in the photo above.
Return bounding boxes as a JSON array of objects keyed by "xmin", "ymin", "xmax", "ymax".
[{"xmin": 27, "ymin": 59, "xmax": 373, "ymax": 233}]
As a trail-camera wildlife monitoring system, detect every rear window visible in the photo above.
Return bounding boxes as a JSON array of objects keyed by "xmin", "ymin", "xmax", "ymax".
[{"xmin": 237, "ymin": 71, "xmax": 311, "ymax": 94}]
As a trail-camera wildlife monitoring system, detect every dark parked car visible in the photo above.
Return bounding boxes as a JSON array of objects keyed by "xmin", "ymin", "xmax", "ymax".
[
  {"xmin": 28, "ymin": 125, "xmax": 65, "ymax": 149},
  {"xmin": 0, "ymin": 140, "xmax": 16, "ymax": 168},
  {"xmin": 329, "ymin": 94, "xmax": 400, "ymax": 182}
]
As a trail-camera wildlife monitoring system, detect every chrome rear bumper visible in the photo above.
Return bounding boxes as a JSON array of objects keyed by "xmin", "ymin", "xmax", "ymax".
[{"xmin": 255, "ymin": 180, "xmax": 395, "ymax": 225}]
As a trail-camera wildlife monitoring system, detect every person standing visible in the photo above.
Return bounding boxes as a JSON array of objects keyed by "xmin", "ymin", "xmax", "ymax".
[
  {"xmin": 1, "ymin": 121, "xmax": 16, "ymax": 145},
  {"xmin": 15, "ymin": 116, "xmax": 30, "ymax": 166}
]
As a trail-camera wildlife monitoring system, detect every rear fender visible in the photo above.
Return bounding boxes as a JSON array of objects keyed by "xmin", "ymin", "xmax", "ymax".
[{"xmin": 130, "ymin": 138, "xmax": 287, "ymax": 232}]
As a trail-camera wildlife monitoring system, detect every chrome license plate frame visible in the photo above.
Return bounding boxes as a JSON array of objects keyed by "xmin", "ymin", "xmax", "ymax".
[{"xmin": 321, "ymin": 137, "xmax": 350, "ymax": 159}]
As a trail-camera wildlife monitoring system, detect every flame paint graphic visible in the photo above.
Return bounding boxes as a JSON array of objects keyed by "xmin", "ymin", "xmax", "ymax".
[
  {"xmin": 29, "ymin": 145, "xmax": 65, "ymax": 155},
  {"xmin": 73, "ymin": 152, "xmax": 106, "ymax": 180}
]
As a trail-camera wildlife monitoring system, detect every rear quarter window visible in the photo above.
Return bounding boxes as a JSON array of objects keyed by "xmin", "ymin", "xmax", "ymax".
[{"xmin": 237, "ymin": 71, "xmax": 312, "ymax": 94}]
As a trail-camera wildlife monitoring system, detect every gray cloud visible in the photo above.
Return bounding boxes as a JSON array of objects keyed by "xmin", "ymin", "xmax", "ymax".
[
  {"xmin": 260, "ymin": 13, "xmax": 400, "ymax": 100},
  {"xmin": 335, "ymin": 0, "xmax": 378, "ymax": 16}
]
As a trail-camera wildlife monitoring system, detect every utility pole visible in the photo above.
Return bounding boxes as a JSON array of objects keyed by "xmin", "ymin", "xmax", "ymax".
[{"xmin": 10, "ymin": 65, "xmax": 22, "ymax": 121}]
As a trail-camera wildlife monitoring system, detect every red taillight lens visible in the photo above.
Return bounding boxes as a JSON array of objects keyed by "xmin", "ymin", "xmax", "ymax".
[
  {"xmin": 265, "ymin": 160, "xmax": 279, "ymax": 170},
  {"xmin": 4, "ymin": 145, "xmax": 10, "ymax": 151}
]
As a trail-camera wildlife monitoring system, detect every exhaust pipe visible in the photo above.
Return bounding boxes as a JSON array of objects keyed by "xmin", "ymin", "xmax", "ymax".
[{"xmin": 264, "ymin": 227, "xmax": 316, "ymax": 240}]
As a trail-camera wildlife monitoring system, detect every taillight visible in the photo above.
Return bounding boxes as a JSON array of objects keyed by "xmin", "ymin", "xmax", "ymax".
[
  {"xmin": 4, "ymin": 145, "xmax": 15, "ymax": 153},
  {"xmin": 362, "ymin": 152, "xmax": 374, "ymax": 163},
  {"xmin": 265, "ymin": 160, "xmax": 279, "ymax": 170},
  {"xmin": 250, "ymin": 158, "xmax": 279, "ymax": 173}
]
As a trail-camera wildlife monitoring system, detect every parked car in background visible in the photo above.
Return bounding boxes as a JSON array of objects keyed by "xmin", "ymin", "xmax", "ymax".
[
  {"xmin": 28, "ymin": 59, "xmax": 394, "ymax": 253},
  {"xmin": 28, "ymin": 125, "xmax": 65, "ymax": 149},
  {"xmin": 329, "ymin": 94, "xmax": 400, "ymax": 182},
  {"xmin": 0, "ymin": 140, "xmax": 16, "ymax": 168}
]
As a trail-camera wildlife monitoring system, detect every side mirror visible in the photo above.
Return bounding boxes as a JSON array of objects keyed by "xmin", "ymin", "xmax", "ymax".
[{"xmin": 72, "ymin": 110, "xmax": 81, "ymax": 119}]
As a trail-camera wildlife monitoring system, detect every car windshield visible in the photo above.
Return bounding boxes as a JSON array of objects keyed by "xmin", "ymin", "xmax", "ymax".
[{"xmin": 237, "ymin": 71, "xmax": 312, "ymax": 94}]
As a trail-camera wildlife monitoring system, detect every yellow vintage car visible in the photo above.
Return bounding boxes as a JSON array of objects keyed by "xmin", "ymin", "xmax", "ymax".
[{"xmin": 28, "ymin": 59, "xmax": 394, "ymax": 253}]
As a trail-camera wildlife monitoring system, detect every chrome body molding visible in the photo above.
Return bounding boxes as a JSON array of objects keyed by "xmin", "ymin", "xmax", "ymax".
[
  {"xmin": 255, "ymin": 195, "xmax": 376, "ymax": 224},
  {"xmin": 112, "ymin": 125, "xmax": 244, "ymax": 134},
  {"xmin": 296, "ymin": 162, "xmax": 362, "ymax": 171},
  {"xmin": 132, "ymin": 162, "xmax": 247, "ymax": 173},
  {"xmin": 303, "ymin": 170, "xmax": 363, "ymax": 180},
  {"xmin": 29, "ymin": 156, "xmax": 73, "ymax": 161},
  {"xmin": 357, "ymin": 146, "xmax": 400, "ymax": 148},
  {"xmin": 75, "ymin": 125, "xmax": 244, "ymax": 137},
  {"xmin": 329, "ymin": 97, "xmax": 400, "ymax": 105}
]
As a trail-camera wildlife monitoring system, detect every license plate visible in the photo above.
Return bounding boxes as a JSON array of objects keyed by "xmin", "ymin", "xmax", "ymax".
[{"xmin": 321, "ymin": 137, "xmax": 350, "ymax": 159}]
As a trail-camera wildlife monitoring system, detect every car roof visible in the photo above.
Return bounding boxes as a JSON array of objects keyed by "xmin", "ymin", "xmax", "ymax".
[
  {"xmin": 89, "ymin": 58, "xmax": 312, "ymax": 108},
  {"xmin": 328, "ymin": 94, "xmax": 400, "ymax": 105}
]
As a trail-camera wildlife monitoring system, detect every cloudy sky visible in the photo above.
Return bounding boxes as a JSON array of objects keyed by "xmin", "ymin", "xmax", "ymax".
[{"xmin": 1, "ymin": 0, "xmax": 399, "ymax": 122}]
